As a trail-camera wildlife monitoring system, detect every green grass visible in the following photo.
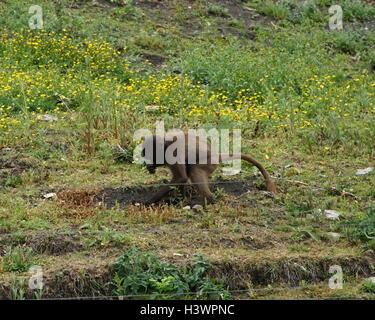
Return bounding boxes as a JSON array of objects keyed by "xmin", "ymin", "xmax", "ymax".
[
  {"xmin": 250, "ymin": 0, "xmax": 375, "ymax": 23},
  {"xmin": 207, "ymin": 4, "xmax": 230, "ymax": 17},
  {"xmin": 0, "ymin": 0, "xmax": 374, "ymax": 299}
]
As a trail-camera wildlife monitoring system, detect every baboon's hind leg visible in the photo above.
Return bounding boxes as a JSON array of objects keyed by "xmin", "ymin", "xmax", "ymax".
[{"xmin": 145, "ymin": 164, "xmax": 188, "ymax": 205}]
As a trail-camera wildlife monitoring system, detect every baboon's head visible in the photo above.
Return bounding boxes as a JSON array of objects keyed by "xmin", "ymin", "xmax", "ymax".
[{"xmin": 141, "ymin": 134, "xmax": 165, "ymax": 174}]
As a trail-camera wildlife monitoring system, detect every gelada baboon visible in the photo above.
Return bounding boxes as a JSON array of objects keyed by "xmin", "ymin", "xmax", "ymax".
[{"xmin": 141, "ymin": 131, "xmax": 276, "ymax": 205}]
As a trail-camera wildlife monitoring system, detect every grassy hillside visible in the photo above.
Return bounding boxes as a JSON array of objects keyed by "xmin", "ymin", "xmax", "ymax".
[{"xmin": 0, "ymin": 0, "xmax": 374, "ymax": 299}]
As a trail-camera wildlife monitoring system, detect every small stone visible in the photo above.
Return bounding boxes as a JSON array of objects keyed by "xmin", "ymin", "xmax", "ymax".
[
  {"xmin": 183, "ymin": 205, "xmax": 191, "ymax": 210},
  {"xmin": 43, "ymin": 192, "xmax": 56, "ymax": 199},
  {"xmin": 38, "ymin": 114, "xmax": 58, "ymax": 122},
  {"xmin": 173, "ymin": 253, "xmax": 184, "ymax": 256},
  {"xmin": 134, "ymin": 202, "xmax": 140, "ymax": 206},
  {"xmin": 326, "ymin": 232, "xmax": 341, "ymax": 241},
  {"xmin": 356, "ymin": 167, "xmax": 373, "ymax": 175},
  {"xmin": 1, "ymin": 147, "xmax": 12, "ymax": 151},
  {"xmin": 293, "ymin": 263, "xmax": 307, "ymax": 272},
  {"xmin": 222, "ymin": 167, "xmax": 240, "ymax": 175},
  {"xmin": 367, "ymin": 277, "xmax": 375, "ymax": 284},
  {"xmin": 324, "ymin": 209, "xmax": 340, "ymax": 220}
]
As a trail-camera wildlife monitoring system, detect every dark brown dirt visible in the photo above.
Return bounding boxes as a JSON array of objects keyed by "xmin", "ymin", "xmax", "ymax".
[
  {"xmin": 0, "ymin": 149, "xmax": 38, "ymax": 187},
  {"xmin": 135, "ymin": 0, "xmax": 168, "ymax": 10},
  {"xmin": 210, "ymin": 255, "xmax": 375, "ymax": 289},
  {"xmin": 0, "ymin": 234, "xmax": 83, "ymax": 256},
  {"xmin": 95, "ymin": 179, "xmax": 258, "ymax": 208},
  {"xmin": 216, "ymin": 21, "xmax": 256, "ymax": 40},
  {"xmin": 141, "ymin": 52, "xmax": 167, "ymax": 66},
  {"xmin": 0, "ymin": 263, "xmax": 114, "ymax": 300},
  {"xmin": 209, "ymin": 0, "xmax": 271, "ymax": 27},
  {"xmin": 1, "ymin": 252, "xmax": 373, "ymax": 299}
]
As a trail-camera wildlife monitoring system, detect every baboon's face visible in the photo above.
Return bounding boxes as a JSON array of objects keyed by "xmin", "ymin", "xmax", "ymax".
[
  {"xmin": 142, "ymin": 135, "xmax": 161, "ymax": 174},
  {"xmin": 146, "ymin": 164, "xmax": 157, "ymax": 174}
]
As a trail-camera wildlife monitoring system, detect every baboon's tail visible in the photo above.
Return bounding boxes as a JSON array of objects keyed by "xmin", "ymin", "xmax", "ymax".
[{"xmin": 219, "ymin": 153, "xmax": 276, "ymax": 193}]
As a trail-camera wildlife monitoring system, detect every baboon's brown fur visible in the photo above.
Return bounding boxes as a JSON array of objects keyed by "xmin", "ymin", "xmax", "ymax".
[{"xmin": 141, "ymin": 132, "xmax": 276, "ymax": 205}]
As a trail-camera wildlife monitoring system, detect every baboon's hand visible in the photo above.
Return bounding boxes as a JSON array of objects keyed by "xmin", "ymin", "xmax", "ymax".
[{"xmin": 143, "ymin": 200, "xmax": 154, "ymax": 206}]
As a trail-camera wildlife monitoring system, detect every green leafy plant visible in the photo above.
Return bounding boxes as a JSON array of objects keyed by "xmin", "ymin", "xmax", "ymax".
[
  {"xmin": 362, "ymin": 279, "xmax": 375, "ymax": 294},
  {"xmin": 111, "ymin": 247, "xmax": 230, "ymax": 299},
  {"xmin": 343, "ymin": 207, "xmax": 375, "ymax": 249},
  {"xmin": 88, "ymin": 232, "xmax": 130, "ymax": 247},
  {"xmin": 10, "ymin": 275, "xmax": 26, "ymax": 300},
  {"xmin": 0, "ymin": 246, "xmax": 34, "ymax": 272}
]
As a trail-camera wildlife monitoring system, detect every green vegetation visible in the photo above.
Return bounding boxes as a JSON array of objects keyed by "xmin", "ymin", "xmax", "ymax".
[
  {"xmin": 0, "ymin": 0, "xmax": 374, "ymax": 299},
  {"xmin": 344, "ymin": 208, "xmax": 375, "ymax": 249},
  {"xmin": 0, "ymin": 246, "xmax": 35, "ymax": 272},
  {"xmin": 362, "ymin": 278, "xmax": 375, "ymax": 294},
  {"xmin": 111, "ymin": 246, "xmax": 230, "ymax": 299}
]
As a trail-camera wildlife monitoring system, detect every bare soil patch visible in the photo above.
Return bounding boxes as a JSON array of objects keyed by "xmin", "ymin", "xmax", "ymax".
[
  {"xmin": 0, "ymin": 234, "xmax": 83, "ymax": 256},
  {"xmin": 95, "ymin": 179, "xmax": 258, "ymax": 208},
  {"xmin": 140, "ymin": 52, "xmax": 167, "ymax": 66}
]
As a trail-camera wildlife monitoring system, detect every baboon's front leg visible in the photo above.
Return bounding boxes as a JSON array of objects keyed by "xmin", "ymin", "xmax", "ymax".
[
  {"xmin": 189, "ymin": 167, "xmax": 214, "ymax": 205},
  {"xmin": 145, "ymin": 165, "xmax": 188, "ymax": 205}
]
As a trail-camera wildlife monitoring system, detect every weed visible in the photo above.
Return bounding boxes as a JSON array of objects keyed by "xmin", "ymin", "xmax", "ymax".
[
  {"xmin": 5, "ymin": 175, "xmax": 22, "ymax": 187},
  {"xmin": 289, "ymin": 244, "xmax": 311, "ymax": 252},
  {"xmin": 10, "ymin": 275, "xmax": 26, "ymax": 300},
  {"xmin": 291, "ymin": 227, "xmax": 320, "ymax": 241},
  {"xmin": 252, "ymin": 0, "xmax": 289, "ymax": 20},
  {"xmin": 228, "ymin": 19, "xmax": 242, "ymax": 28},
  {"xmin": 207, "ymin": 5, "xmax": 230, "ymax": 17},
  {"xmin": 213, "ymin": 187, "xmax": 226, "ymax": 200},
  {"xmin": 88, "ymin": 232, "xmax": 130, "ymax": 247},
  {"xmin": 0, "ymin": 246, "xmax": 34, "ymax": 272},
  {"xmin": 343, "ymin": 207, "xmax": 375, "ymax": 249},
  {"xmin": 34, "ymin": 288, "xmax": 44, "ymax": 300},
  {"xmin": 362, "ymin": 279, "xmax": 375, "ymax": 294},
  {"xmin": 111, "ymin": 247, "xmax": 230, "ymax": 299}
]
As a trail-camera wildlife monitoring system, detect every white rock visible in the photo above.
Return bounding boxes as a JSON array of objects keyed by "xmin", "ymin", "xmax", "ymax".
[
  {"xmin": 134, "ymin": 202, "xmax": 140, "ymax": 206},
  {"xmin": 1, "ymin": 147, "xmax": 12, "ymax": 151},
  {"xmin": 39, "ymin": 114, "xmax": 58, "ymax": 122},
  {"xmin": 355, "ymin": 167, "xmax": 373, "ymax": 175},
  {"xmin": 367, "ymin": 277, "xmax": 375, "ymax": 284},
  {"xmin": 324, "ymin": 209, "xmax": 340, "ymax": 220},
  {"xmin": 183, "ymin": 205, "xmax": 191, "ymax": 210},
  {"xmin": 293, "ymin": 263, "xmax": 307, "ymax": 272},
  {"xmin": 192, "ymin": 204, "xmax": 203, "ymax": 211},
  {"xmin": 173, "ymin": 253, "xmax": 184, "ymax": 256},
  {"xmin": 144, "ymin": 105, "xmax": 164, "ymax": 111},
  {"xmin": 222, "ymin": 167, "xmax": 240, "ymax": 175},
  {"xmin": 43, "ymin": 192, "xmax": 56, "ymax": 199},
  {"xmin": 326, "ymin": 232, "xmax": 341, "ymax": 241}
]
